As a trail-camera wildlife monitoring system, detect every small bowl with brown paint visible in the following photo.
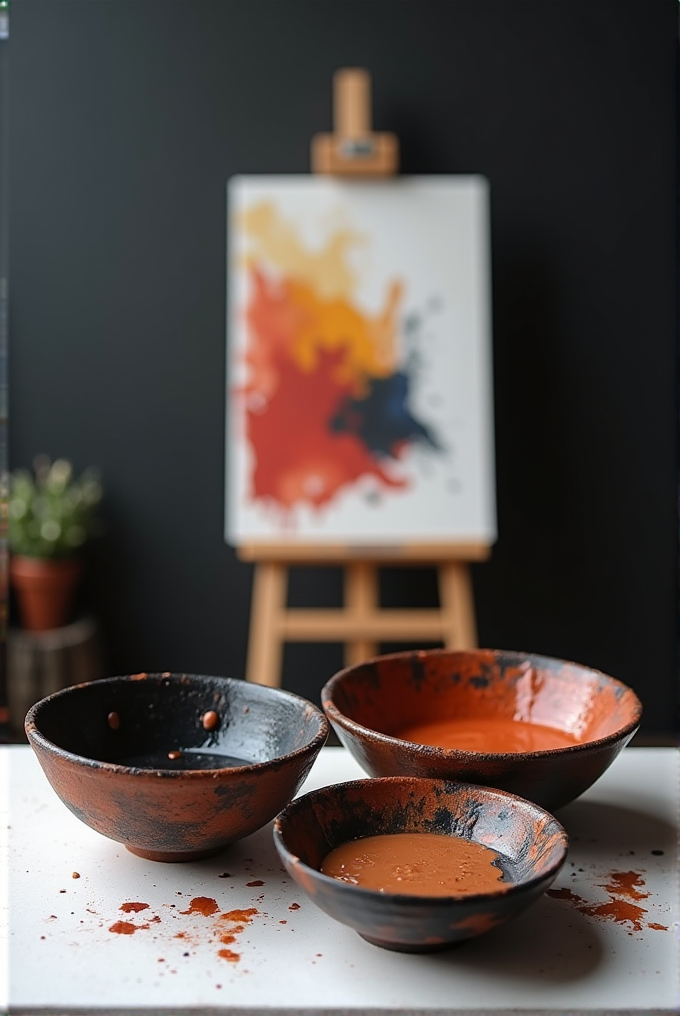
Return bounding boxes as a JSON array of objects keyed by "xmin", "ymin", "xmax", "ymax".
[
  {"xmin": 25, "ymin": 673, "xmax": 328, "ymax": 862},
  {"xmin": 273, "ymin": 776, "xmax": 568, "ymax": 952},
  {"xmin": 321, "ymin": 649, "xmax": 642, "ymax": 810}
]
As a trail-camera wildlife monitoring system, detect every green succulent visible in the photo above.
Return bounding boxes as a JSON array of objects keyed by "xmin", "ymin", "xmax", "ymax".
[{"xmin": 9, "ymin": 455, "xmax": 103, "ymax": 559}]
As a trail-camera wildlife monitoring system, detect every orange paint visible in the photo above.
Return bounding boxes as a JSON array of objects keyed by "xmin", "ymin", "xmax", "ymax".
[
  {"xmin": 397, "ymin": 717, "xmax": 579, "ymax": 753},
  {"xmin": 648, "ymin": 923, "xmax": 668, "ymax": 931},
  {"xmin": 600, "ymin": 871, "xmax": 650, "ymax": 901},
  {"xmin": 548, "ymin": 870, "xmax": 658, "ymax": 932},
  {"xmin": 218, "ymin": 948, "xmax": 240, "ymax": 962},
  {"xmin": 322, "ymin": 832, "xmax": 506, "ymax": 896},
  {"xmin": 109, "ymin": 921, "xmax": 150, "ymax": 935},
  {"xmin": 180, "ymin": 897, "xmax": 220, "ymax": 917},
  {"xmin": 580, "ymin": 898, "xmax": 647, "ymax": 932},
  {"xmin": 220, "ymin": 908, "xmax": 258, "ymax": 924},
  {"xmin": 120, "ymin": 902, "xmax": 149, "ymax": 913}
]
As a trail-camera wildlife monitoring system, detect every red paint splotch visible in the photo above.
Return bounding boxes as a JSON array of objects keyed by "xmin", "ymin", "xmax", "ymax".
[
  {"xmin": 246, "ymin": 880, "xmax": 265, "ymax": 887},
  {"xmin": 289, "ymin": 902, "xmax": 300, "ymax": 911},
  {"xmin": 180, "ymin": 897, "xmax": 220, "ymax": 917},
  {"xmin": 246, "ymin": 347, "xmax": 406, "ymax": 512},
  {"xmin": 547, "ymin": 870, "xmax": 666, "ymax": 933},
  {"xmin": 120, "ymin": 902, "xmax": 149, "ymax": 914}
]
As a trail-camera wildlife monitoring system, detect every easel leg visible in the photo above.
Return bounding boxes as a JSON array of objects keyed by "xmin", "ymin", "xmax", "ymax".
[
  {"xmin": 246, "ymin": 562, "xmax": 287, "ymax": 687},
  {"xmin": 344, "ymin": 561, "xmax": 379, "ymax": 666},
  {"xmin": 439, "ymin": 562, "xmax": 477, "ymax": 649}
]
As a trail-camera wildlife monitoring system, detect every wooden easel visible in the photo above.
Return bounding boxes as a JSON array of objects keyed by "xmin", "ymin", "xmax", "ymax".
[{"xmin": 241, "ymin": 69, "xmax": 490, "ymax": 687}]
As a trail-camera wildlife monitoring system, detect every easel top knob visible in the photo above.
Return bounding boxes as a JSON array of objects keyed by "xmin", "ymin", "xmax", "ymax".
[{"xmin": 311, "ymin": 68, "xmax": 399, "ymax": 177}]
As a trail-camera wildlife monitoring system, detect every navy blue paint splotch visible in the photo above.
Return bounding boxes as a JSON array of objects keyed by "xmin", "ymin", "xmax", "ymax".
[{"xmin": 329, "ymin": 372, "xmax": 442, "ymax": 459}]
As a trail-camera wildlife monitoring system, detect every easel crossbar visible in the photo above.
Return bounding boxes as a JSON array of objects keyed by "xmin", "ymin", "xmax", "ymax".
[{"xmin": 278, "ymin": 609, "xmax": 451, "ymax": 641}]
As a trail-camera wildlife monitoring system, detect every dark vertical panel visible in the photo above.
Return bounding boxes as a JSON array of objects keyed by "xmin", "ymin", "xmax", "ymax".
[{"xmin": 8, "ymin": 0, "xmax": 677, "ymax": 733}]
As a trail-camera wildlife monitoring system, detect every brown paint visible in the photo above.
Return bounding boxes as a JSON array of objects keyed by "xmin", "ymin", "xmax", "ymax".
[
  {"xmin": 180, "ymin": 896, "xmax": 220, "ymax": 917},
  {"xmin": 322, "ymin": 832, "xmax": 506, "ymax": 896},
  {"xmin": 289, "ymin": 903, "xmax": 300, "ymax": 911},
  {"xmin": 202, "ymin": 710, "xmax": 220, "ymax": 731},
  {"xmin": 71, "ymin": 871, "xmax": 80, "ymax": 878},
  {"xmin": 397, "ymin": 718, "xmax": 579, "ymax": 753},
  {"xmin": 107, "ymin": 711, "xmax": 120, "ymax": 729},
  {"xmin": 167, "ymin": 751, "xmax": 182, "ymax": 761},
  {"xmin": 120, "ymin": 902, "xmax": 149, "ymax": 913},
  {"xmin": 220, "ymin": 908, "xmax": 258, "ymax": 924},
  {"xmin": 246, "ymin": 880, "xmax": 265, "ymax": 887},
  {"xmin": 548, "ymin": 870, "xmax": 661, "ymax": 933},
  {"xmin": 218, "ymin": 948, "xmax": 240, "ymax": 962},
  {"xmin": 109, "ymin": 920, "xmax": 150, "ymax": 935},
  {"xmin": 547, "ymin": 887, "xmax": 583, "ymax": 904},
  {"xmin": 648, "ymin": 923, "xmax": 668, "ymax": 931},
  {"xmin": 600, "ymin": 870, "xmax": 650, "ymax": 901}
]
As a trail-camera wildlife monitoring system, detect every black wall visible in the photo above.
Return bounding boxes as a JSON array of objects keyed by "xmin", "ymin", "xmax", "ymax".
[{"xmin": 8, "ymin": 1, "xmax": 678, "ymax": 735}]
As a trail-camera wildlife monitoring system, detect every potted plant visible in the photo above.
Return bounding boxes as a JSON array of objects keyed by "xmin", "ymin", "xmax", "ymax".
[{"xmin": 8, "ymin": 455, "xmax": 103, "ymax": 631}]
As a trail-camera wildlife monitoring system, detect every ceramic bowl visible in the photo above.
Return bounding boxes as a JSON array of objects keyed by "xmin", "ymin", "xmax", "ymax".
[
  {"xmin": 321, "ymin": 649, "xmax": 642, "ymax": 810},
  {"xmin": 273, "ymin": 776, "xmax": 568, "ymax": 952},
  {"xmin": 25, "ymin": 673, "xmax": 328, "ymax": 861}
]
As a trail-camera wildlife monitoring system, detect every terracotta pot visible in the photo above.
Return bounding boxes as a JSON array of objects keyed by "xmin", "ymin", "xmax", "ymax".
[{"xmin": 10, "ymin": 555, "xmax": 83, "ymax": 631}]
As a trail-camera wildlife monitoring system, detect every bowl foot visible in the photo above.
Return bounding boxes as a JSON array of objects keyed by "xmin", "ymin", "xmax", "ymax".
[
  {"xmin": 358, "ymin": 933, "xmax": 455, "ymax": 953},
  {"xmin": 126, "ymin": 844, "xmax": 225, "ymax": 863}
]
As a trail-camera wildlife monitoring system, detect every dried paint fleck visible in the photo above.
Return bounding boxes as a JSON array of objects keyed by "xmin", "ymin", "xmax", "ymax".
[
  {"xmin": 548, "ymin": 870, "xmax": 659, "ymax": 932},
  {"xmin": 109, "ymin": 921, "xmax": 150, "ymax": 935},
  {"xmin": 180, "ymin": 897, "xmax": 220, "ymax": 917}
]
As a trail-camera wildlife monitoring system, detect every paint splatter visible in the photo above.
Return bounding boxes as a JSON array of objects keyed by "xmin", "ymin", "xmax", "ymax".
[
  {"xmin": 237, "ymin": 203, "xmax": 444, "ymax": 519},
  {"xmin": 109, "ymin": 921, "xmax": 150, "ymax": 935},
  {"xmin": 246, "ymin": 880, "xmax": 265, "ymax": 887},
  {"xmin": 120, "ymin": 902, "xmax": 149, "ymax": 914},
  {"xmin": 220, "ymin": 908, "xmax": 258, "ymax": 924},
  {"xmin": 547, "ymin": 870, "xmax": 664, "ymax": 933},
  {"xmin": 218, "ymin": 948, "xmax": 240, "ymax": 962},
  {"xmin": 180, "ymin": 897, "xmax": 220, "ymax": 917}
]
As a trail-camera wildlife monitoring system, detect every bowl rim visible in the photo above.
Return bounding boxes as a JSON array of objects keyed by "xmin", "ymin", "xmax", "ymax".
[
  {"xmin": 320, "ymin": 647, "xmax": 643, "ymax": 760},
  {"xmin": 273, "ymin": 775, "xmax": 569, "ymax": 904},
  {"xmin": 25, "ymin": 672, "xmax": 329, "ymax": 778}
]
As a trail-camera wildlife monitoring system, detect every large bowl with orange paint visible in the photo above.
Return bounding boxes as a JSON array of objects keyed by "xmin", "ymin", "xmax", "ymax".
[
  {"xmin": 25, "ymin": 673, "xmax": 328, "ymax": 862},
  {"xmin": 321, "ymin": 649, "xmax": 642, "ymax": 810},
  {"xmin": 273, "ymin": 776, "xmax": 568, "ymax": 952}
]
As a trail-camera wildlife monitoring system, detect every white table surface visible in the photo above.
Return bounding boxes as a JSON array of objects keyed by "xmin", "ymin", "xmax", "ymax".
[{"xmin": 1, "ymin": 745, "xmax": 677, "ymax": 1016}]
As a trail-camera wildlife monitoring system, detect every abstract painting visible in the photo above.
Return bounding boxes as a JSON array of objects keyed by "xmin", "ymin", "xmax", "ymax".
[{"xmin": 225, "ymin": 176, "xmax": 496, "ymax": 545}]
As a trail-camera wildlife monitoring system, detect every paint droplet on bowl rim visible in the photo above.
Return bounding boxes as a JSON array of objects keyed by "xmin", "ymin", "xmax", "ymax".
[{"xmin": 202, "ymin": 710, "xmax": 220, "ymax": 731}]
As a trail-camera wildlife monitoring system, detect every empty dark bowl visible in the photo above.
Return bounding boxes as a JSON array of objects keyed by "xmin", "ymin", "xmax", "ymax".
[
  {"xmin": 273, "ymin": 776, "xmax": 568, "ymax": 952},
  {"xmin": 321, "ymin": 649, "xmax": 642, "ymax": 810},
  {"xmin": 25, "ymin": 673, "xmax": 328, "ymax": 861}
]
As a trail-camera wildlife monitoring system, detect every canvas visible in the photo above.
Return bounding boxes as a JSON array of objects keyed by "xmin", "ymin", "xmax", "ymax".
[{"xmin": 225, "ymin": 176, "xmax": 496, "ymax": 546}]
